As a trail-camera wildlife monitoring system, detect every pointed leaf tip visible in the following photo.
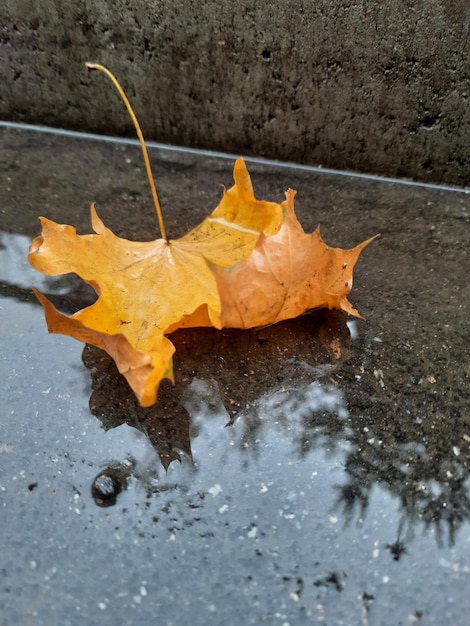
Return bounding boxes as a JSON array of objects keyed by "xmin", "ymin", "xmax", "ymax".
[
  {"xmin": 90, "ymin": 203, "xmax": 108, "ymax": 235},
  {"xmin": 233, "ymin": 157, "xmax": 254, "ymax": 197}
]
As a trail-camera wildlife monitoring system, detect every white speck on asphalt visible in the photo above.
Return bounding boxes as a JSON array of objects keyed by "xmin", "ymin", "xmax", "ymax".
[
  {"xmin": 208, "ymin": 483, "xmax": 222, "ymax": 497},
  {"xmin": 248, "ymin": 526, "xmax": 257, "ymax": 538}
]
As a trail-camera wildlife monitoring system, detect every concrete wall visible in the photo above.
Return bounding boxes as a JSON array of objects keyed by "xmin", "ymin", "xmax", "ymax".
[{"xmin": 1, "ymin": 0, "xmax": 469, "ymax": 186}]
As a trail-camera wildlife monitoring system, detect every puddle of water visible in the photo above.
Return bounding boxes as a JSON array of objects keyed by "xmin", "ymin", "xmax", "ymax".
[{"xmin": 1, "ymin": 126, "xmax": 470, "ymax": 625}]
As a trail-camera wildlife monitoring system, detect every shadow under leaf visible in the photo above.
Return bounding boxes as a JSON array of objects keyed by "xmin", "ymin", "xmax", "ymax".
[{"xmin": 82, "ymin": 309, "xmax": 350, "ymax": 469}]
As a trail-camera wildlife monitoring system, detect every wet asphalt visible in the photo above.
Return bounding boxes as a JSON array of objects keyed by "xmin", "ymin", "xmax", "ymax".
[{"xmin": 1, "ymin": 125, "xmax": 469, "ymax": 625}]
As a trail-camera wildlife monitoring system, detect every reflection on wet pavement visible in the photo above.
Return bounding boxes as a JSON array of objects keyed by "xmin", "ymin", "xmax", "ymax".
[
  {"xmin": 82, "ymin": 309, "xmax": 349, "ymax": 463},
  {"xmin": 1, "ymin": 126, "xmax": 469, "ymax": 625}
]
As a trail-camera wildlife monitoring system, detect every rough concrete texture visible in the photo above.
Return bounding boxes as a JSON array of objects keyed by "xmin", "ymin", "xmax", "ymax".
[{"xmin": 1, "ymin": 0, "xmax": 470, "ymax": 186}]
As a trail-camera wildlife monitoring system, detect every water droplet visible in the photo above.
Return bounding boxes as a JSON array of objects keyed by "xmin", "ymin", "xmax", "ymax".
[{"xmin": 91, "ymin": 468, "xmax": 126, "ymax": 507}]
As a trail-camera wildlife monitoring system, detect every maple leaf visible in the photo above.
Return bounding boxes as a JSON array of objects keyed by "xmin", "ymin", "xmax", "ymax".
[
  {"xmin": 28, "ymin": 63, "xmax": 377, "ymax": 407},
  {"xmin": 29, "ymin": 158, "xmax": 375, "ymax": 406}
]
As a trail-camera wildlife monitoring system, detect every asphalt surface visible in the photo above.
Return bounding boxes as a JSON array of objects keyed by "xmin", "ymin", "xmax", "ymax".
[{"xmin": 1, "ymin": 126, "xmax": 469, "ymax": 625}]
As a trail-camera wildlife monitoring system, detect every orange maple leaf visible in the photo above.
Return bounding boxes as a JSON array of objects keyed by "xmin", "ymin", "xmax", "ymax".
[
  {"xmin": 29, "ymin": 158, "xmax": 375, "ymax": 406},
  {"xmin": 28, "ymin": 64, "xmax": 377, "ymax": 407}
]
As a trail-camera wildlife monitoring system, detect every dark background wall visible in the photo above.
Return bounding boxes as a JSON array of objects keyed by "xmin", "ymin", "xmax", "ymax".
[{"xmin": 1, "ymin": 0, "xmax": 469, "ymax": 186}]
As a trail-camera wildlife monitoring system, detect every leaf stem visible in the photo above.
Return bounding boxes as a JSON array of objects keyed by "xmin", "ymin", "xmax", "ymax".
[{"xmin": 85, "ymin": 62, "xmax": 168, "ymax": 242}]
